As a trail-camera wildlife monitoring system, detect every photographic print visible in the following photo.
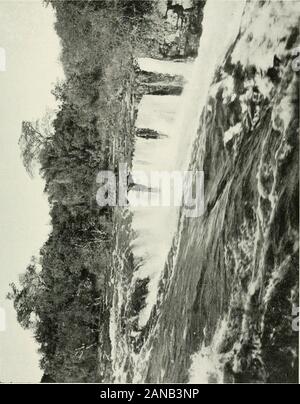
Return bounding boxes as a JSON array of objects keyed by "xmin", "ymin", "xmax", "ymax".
[{"xmin": 0, "ymin": 0, "xmax": 299, "ymax": 386}]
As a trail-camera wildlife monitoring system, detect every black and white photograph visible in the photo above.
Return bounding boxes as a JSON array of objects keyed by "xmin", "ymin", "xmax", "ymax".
[{"xmin": 0, "ymin": 0, "xmax": 299, "ymax": 385}]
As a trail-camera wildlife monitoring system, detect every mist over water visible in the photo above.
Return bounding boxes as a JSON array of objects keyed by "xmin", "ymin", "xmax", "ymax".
[{"xmin": 129, "ymin": 94, "xmax": 182, "ymax": 326}]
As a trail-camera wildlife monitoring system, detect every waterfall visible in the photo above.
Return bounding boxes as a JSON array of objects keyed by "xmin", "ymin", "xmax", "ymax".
[
  {"xmin": 128, "ymin": 0, "xmax": 247, "ymax": 329},
  {"xmin": 128, "ymin": 95, "xmax": 182, "ymax": 327},
  {"xmin": 138, "ymin": 57, "xmax": 193, "ymax": 79}
]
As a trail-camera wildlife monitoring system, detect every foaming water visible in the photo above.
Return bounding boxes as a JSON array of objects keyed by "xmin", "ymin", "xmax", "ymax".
[
  {"xmin": 138, "ymin": 57, "xmax": 193, "ymax": 78},
  {"xmin": 188, "ymin": 319, "xmax": 229, "ymax": 384}
]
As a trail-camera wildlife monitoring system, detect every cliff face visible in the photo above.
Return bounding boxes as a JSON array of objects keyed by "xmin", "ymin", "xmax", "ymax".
[
  {"xmin": 158, "ymin": 0, "xmax": 206, "ymax": 59},
  {"xmin": 134, "ymin": 69, "xmax": 185, "ymax": 106},
  {"xmin": 143, "ymin": 1, "xmax": 299, "ymax": 383}
]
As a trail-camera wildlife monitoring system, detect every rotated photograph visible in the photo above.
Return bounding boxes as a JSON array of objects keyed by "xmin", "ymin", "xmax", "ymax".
[{"xmin": 0, "ymin": 0, "xmax": 299, "ymax": 385}]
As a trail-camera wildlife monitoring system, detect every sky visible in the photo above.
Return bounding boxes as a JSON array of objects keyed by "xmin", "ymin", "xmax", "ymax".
[{"xmin": 0, "ymin": 0, "xmax": 63, "ymax": 383}]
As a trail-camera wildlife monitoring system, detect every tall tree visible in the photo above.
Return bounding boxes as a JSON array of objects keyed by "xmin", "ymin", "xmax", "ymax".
[{"xmin": 19, "ymin": 111, "xmax": 54, "ymax": 177}]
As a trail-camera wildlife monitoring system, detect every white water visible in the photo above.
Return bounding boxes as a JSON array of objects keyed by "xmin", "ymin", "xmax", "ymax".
[
  {"xmin": 138, "ymin": 57, "xmax": 193, "ymax": 79},
  {"xmin": 128, "ymin": 95, "xmax": 182, "ymax": 327},
  {"xmin": 129, "ymin": 0, "xmax": 246, "ymax": 329},
  {"xmin": 189, "ymin": 319, "xmax": 230, "ymax": 384}
]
